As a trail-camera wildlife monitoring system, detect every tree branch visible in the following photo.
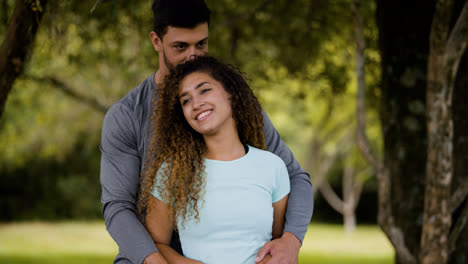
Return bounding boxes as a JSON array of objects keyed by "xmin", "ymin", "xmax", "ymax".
[
  {"xmin": 354, "ymin": 0, "xmax": 381, "ymax": 173},
  {"xmin": 448, "ymin": 200, "xmax": 468, "ymax": 254},
  {"xmin": 319, "ymin": 179, "xmax": 344, "ymax": 214},
  {"xmin": 316, "ymin": 102, "xmax": 335, "ymax": 134},
  {"xmin": 451, "ymin": 179, "xmax": 468, "ymax": 213},
  {"xmin": 305, "ymin": 109, "xmax": 351, "ymax": 179},
  {"xmin": 90, "ymin": 0, "xmax": 104, "ymax": 13},
  {"xmin": 24, "ymin": 75, "xmax": 109, "ymax": 113},
  {"xmin": 310, "ymin": 144, "xmax": 341, "ymax": 197},
  {"xmin": 352, "ymin": 172, "xmax": 364, "ymax": 211},
  {"xmin": 343, "ymin": 165, "xmax": 354, "ymax": 211},
  {"xmin": 444, "ymin": 0, "xmax": 468, "ymax": 93}
]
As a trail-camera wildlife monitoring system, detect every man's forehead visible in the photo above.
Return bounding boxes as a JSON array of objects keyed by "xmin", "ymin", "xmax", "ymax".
[{"xmin": 163, "ymin": 23, "xmax": 209, "ymax": 42}]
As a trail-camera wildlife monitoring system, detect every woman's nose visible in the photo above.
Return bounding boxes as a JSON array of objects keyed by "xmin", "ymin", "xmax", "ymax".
[{"xmin": 193, "ymin": 96, "xmax": 205, "ymax": 109}]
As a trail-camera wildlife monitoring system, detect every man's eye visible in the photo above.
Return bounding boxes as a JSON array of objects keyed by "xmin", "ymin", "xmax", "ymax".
[
  {"xmin": 175, "ymin": 44, "xmax": 186, "ymax": 50},
  {"xmin": 197, "ymin": 41, "xmax": 207, "ymax": 48}
]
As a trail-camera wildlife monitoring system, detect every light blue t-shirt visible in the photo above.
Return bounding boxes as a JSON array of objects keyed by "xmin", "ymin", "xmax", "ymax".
[{"xmin": 151, "ymin": 145, "xmax": 290, "ymax": 264}]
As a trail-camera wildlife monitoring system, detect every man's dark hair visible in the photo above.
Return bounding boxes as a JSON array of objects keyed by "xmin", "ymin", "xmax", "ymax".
[{"xmin": 152, "ymin": 0, "xmax": 211, "ymax": 39}]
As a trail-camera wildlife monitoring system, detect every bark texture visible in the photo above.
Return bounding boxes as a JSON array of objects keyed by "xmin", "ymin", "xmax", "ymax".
[
  {"xmin": 420, "ymin": 1, "xmax": 454, "ymax": 262},
  {"xmin": 421, "ymin": 0, "xmax": 468, "ymax": 262},
  {"xmin": 0, "ymin": 0, "xmax": 48, "ymax": 118}
]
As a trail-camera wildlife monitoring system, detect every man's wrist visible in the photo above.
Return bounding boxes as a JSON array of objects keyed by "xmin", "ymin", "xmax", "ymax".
[
  {"xmin": 282, "ymin": 231, "xmax": 302, "ymax": 247},
  {"xmin": 143, "ymin": 251, "xmax": 167, "ymax": 264}
]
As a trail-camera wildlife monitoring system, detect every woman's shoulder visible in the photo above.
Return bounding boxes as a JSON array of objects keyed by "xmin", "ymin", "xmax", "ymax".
[{"xmin": 247, "ymin": 145, "xmax": 286, "ymax": 167}]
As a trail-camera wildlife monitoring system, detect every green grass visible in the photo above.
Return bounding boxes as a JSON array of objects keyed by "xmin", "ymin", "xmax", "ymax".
[
  {"xmin": 299, "ymin": 224, "xmax": 394, "ymax": 263},
  {"xmin": 0, "ymin": 221, "xmax": 394, "ymax": 263}
]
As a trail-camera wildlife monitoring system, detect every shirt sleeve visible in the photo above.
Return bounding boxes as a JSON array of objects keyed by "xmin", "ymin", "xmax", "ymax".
[
  {"xmin": 100, "ymin": 103, "xmax": 157, "ymax": 264},
  {"xmin": 272, "ymin": 160, "xmax": 290, "ymax": 203},
  {"xmin": 262, "ymin": 110, "xmax": 314, "ymax": 243}
]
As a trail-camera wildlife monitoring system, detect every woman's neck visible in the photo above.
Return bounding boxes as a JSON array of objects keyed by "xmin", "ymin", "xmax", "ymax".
[{"xmin": 204, "ymin": 132, "xmax": 245, "ymax": 161}]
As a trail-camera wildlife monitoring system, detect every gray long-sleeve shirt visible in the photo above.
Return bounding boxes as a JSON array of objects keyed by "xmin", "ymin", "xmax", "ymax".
[{"xmin": 100, "ymin": 73, "xmax": 314, "ymax": 264}]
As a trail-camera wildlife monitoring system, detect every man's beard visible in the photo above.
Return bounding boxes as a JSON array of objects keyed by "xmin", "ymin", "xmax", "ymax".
[{"xmin": 162, "ymin": 49, "xmax": 177, "ymax": 71}]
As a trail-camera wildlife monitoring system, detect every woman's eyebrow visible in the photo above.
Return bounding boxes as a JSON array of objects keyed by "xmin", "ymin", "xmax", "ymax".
[{"xmin": 179, "ymin": 81, "xmax": 209, "ymax": 98}]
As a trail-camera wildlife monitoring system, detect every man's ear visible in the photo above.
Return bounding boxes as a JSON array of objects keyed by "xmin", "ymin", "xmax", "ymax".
[{"xmin": 150, "ymin": 31, "xmax": 162, "ymax": 52}]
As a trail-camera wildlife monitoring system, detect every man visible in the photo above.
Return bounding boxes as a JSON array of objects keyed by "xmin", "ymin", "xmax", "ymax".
[{"xmin": 100, "ymin": 1, "xmax": 313, "ymax": 263}]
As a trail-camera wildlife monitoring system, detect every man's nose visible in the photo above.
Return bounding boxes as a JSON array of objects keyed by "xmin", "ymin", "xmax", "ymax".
[{"xmin": 187, "ymin": 47, "xmax": 204, "ymax": 61}]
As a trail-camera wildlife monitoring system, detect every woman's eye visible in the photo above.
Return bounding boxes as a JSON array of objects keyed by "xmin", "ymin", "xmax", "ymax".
[
  {"xmin": 201, "ymin": 88, "xmax": 211, "ymax": 94},
  {"xmin": 181, "ymin": 98, "xmax": 191, "ymax": 105}
]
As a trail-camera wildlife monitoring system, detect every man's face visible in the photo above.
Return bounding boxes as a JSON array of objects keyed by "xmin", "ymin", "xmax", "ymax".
[{"xmin": 151, "ymin": 23, "xmax": 209, "ymax": 73}]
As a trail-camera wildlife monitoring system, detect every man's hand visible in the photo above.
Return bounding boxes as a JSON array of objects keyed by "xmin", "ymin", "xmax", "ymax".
[
  {"xmin": 255, "ymin": 232, "xmax": 301, "ymax": 264},
  {"xmin": 143, "ymin": 252, "xmax": 168, "ymax": 264},
  {"xmin": 257, "ymin": 253, "xmax": 272, "ymax": 264}
]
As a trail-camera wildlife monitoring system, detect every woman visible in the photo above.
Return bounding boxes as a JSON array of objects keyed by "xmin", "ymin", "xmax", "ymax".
[{"xmin": 138, "ymin": 56, "xmax": 290, "ymax": 264}]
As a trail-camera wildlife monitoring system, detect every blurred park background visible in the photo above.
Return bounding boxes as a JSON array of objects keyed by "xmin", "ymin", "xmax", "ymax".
[{"xmin": 1, "ymin": 0, "xmax": 467, "ymax": 263}]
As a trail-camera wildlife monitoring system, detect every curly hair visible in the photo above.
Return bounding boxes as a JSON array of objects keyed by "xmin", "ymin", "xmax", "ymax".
[{"xmin": 138, "ymin": 56, "xmax": 266, "ymax": 227}]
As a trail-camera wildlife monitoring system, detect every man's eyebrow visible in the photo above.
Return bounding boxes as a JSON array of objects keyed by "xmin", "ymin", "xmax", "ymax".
[
  {"xmin": 197, "ymin": 37, "xmax": 208, "ymax": 43},
  {"xmin": 171, "ymin": 37, "xmax": 208, "ymax": 46},
  {"xmin": 179, "ymin": 82, "xmax": 209, "ymax": 98},
  {"xmin": 170, "ymin": 41, "xmax": 188, "ymax": 46}
]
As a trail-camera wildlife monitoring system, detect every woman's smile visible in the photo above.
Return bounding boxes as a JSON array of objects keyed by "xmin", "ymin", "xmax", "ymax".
[{"xmin": 196, "ymin": 110, "xmax": 213, "ymax": 121}]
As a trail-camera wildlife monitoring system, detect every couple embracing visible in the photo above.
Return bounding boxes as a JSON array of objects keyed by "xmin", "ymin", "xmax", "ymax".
[{"xmin": 100, "ymin": 1, "xmax": 313, "ymax": 263}]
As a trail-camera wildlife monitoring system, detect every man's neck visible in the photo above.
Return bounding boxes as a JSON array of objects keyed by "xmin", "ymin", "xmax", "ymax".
[{"xmin": 154, "ymin": 69, "xmax": 168, "ymax": 86}]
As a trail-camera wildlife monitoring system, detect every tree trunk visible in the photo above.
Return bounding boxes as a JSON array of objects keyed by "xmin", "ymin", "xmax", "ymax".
[
  {"xmin": 0, "ymin": 0, "xmax": 48, "ymax": 118},
  {"xmin": 343, "ymin": 165, "xmax": 361, "ymax": 233},
  {"xmin": 420, "ymin": 0, "xmax": 468, "ymax": 262},
  {"xmin": 376, "ymin": 0, "xmax": 435, "ymax": 262},
  {"xmin": 420, "ymin": 1, "xmax": 454, "ymax": 263},
  {"xmin": 376, "ymin": 0, "xmax": 468, "ymax": 263}
]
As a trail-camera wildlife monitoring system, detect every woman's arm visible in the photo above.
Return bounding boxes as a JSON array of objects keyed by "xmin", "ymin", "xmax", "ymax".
[
  {"xmin": 145, "ymin": 196, "xmax": 203, "ymax": 264},
  {"xmin": 272, "ymin": 194, "xmax": 289, "ymax": 239},
  {"xmin": 255, "ymin": 195, "xmax": 289, "ymax": 264}
]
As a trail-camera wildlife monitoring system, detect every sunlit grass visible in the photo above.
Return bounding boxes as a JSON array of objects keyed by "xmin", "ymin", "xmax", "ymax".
[
  {"xmin": 299, "ymin": 223, "xmax": 394, "ymax": 263},
  {"xmin": 0, "ymin": 221, "xmax": 116, "ymax": 264},
  {"xmin": 0, "ymin": 221, "xmax": 394, "ymax": 264}
]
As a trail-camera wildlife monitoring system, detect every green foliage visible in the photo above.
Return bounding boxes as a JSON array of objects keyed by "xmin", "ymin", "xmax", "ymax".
[
  {"xmin": 0, "ymin": 138, "xmax": 102, "ymax": 220},
  {"xmin": 0, "ymin": 1, "xmax": 154, "ymax": 220},
  {"xmin": 254, "ymin": 28, "xmax": 382, "ymax": 188}
]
